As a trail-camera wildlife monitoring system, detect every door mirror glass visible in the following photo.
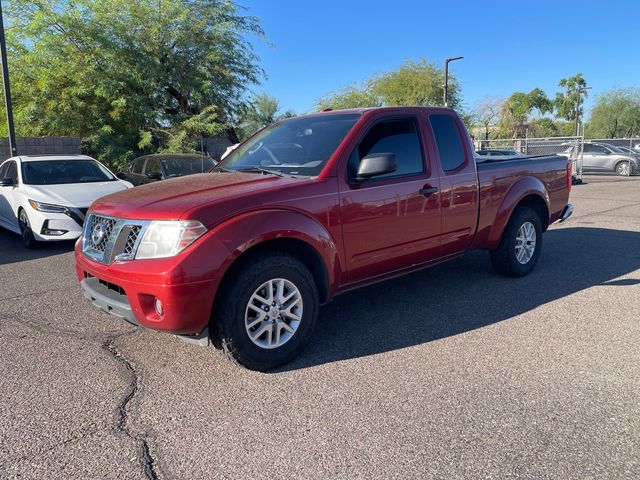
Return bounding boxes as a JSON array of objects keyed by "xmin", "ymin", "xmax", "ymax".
[
  {"xmin": 0, "ymin": 177, "xmax": 15, "ymax": 187},
  {"xmin": 356, "ymin": 153, "xmax": 397, "ymax": 181}
]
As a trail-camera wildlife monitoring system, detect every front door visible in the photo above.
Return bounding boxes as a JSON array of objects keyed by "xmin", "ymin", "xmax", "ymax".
[{"xmin": 339, "ymin": 116, "xmax": 442, "ymax": 283}]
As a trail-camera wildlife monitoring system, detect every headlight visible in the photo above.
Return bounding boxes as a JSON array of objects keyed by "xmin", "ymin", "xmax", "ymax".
[
  {"xmin": 28, "ymin": 199, "xmax": 68, "ymax": 214},
  {"xmin": 135, "ymin": 220, "xmax": 207, "ymax": 259}
]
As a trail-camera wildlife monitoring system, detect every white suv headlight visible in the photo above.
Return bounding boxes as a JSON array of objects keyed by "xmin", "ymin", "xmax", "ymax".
[{"xmin": 135, "ymin": 220, "xmax": 207, "ymax": 259}]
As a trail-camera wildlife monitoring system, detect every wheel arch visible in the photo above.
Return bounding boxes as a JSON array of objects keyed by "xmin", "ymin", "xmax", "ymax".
[
  {"xmin": 205, "ymin": 208, "xmax": 342, "ymax": 333},
  {"xmin": 487, "ymin": 176, "xmax": 550, "ymax": 248}
]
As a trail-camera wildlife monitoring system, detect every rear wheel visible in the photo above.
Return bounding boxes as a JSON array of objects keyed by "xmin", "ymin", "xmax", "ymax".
[
  {"xmin": 490, "ymin": 207, "xmax": 542, "ymax": 277},
  {"xmin": 18, "ymin": 208, "xmax": 38, "ymax": 249},
  {"xmin": 213, "ymin": 252, "xmax": 319, "ymax": 371}
]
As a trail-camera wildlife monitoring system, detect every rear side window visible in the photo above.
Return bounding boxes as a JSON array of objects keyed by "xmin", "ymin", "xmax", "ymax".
[
  {"xmin": 348, "ymin": 118, "xmax": 424, "ymax": 180},
  {"xmin": 430, "ymin": 114, "xmax": 465, "ymax": 172}
]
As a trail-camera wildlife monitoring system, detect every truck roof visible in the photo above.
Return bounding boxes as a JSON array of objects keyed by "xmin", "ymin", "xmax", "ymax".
[{"xmin": 300, "ymin": 106, "xmax": 455, "ymax": 118}]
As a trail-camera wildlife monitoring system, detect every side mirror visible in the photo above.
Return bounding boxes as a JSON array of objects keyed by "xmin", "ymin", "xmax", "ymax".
[
  {"xmin": 355, "ymin": 153, "xmax": 397, "ymax": 181},
  {"xmin": 115, "ymin": 172, "xmax": 127, "ymax": 180},
  {"xmin": 146, "ymin": 171, "xmax": 163, "ymax": 180},
  {"xmin": 603, "ymin": 150, "xmax": 611, "ymax": 155},
  {"xmin": 0, "ymin": 177, "xmax": 15, "ymax": 187}
]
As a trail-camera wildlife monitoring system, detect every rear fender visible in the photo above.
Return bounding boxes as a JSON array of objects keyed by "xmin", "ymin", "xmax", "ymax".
[{"xmin": 487, "ymin": 176, "xmax": 550, "ymax": 247}]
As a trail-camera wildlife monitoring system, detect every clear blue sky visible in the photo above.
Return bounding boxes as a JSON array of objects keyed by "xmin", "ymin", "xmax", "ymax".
[{"xmin": 240, "ymin": 0, "xmax": 640, "ymax": 116}]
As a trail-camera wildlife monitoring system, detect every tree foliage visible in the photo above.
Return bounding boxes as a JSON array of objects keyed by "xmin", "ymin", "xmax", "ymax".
[
  {"xmin": 586, "ymin": 88, "xmax": 640, "ymax": 138},
  {"xmin": 554, "ymin": 73, "xmax": 588, "ymax": 122},
  {"xmin": 236, "ymin": 93, "xmax": 295, "ymax": 140},
  {"xmin": 496, "ymin": 88, "xmax": 553, "ymax": 138},
  {"xmin": 316, "ymin": 59, "xmax": 461, "ymax": 111},
  {"xmin": 3, "ymin": 0, "xmax": 264, "ymax": 166}
]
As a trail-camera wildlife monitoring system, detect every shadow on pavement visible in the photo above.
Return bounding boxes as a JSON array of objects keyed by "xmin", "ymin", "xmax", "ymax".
[
  {"xmin": 281, "ymin": 227, "xmax": 640, "ymax": 371},
  {"xmin": 0, "ymin": 227, "xmax": 76, "ymax": 266}
]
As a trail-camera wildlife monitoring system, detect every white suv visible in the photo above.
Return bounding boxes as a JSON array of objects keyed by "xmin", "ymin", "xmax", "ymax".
[{"xmin": 0, "ymin": 155, "xmax": 132, "ymax": 248}]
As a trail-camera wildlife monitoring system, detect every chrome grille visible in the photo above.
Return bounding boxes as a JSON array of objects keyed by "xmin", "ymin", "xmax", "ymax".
[
  {"xmin": 123, "ymin": 226, "xmax": 142, "ymax": 256},
  {"xmin": 89, "ymin": 216, "xmax": 116, "ymax": 251},
  {"xmin": 82, "ymin": 214, "xmax": 149, "ymax": 264}
]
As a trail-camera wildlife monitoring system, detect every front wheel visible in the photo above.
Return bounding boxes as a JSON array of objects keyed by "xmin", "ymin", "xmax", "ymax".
[
  {"xmin": 490, "ymin": 207, "xmax": 543, "ymax": 277},
  {"xmin": 213, "ymin": 252, "xmax": 319, "ymax": 371},
  {"xmin": 18, "ymin": 208, "xmax": 39, "ymax": 249},
  {"xmin": 615, "ymin": 161, "xmax": 632, "ymax": 176}
]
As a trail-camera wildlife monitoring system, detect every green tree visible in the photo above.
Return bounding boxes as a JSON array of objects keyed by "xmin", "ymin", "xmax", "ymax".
[
  {"xmin": 585, "ymin": 88, "xmax": 640, "ymax": 138},
  {"xmin": 3, "ymin": 0, "xmax": 264, "ymax": 166},
  {"xmin": 497, "ymin": 88, "xmax": 553, "ymax": 137},
  {"xmin": 236, "ymin": 93, "xmax": 295, "ymax": 140},
  {"xmin": 554, "ymin": 73, "xmax": 588, "ymax": 123},
  {"xmin": 316, "ymin": 58, "xmax": 461, "ymax": 110}
]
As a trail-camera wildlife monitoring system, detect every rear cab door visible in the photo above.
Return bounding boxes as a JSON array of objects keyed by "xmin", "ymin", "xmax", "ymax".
[
  {"xmin": 425, "ymin": 111, "xmax": 479, "ymax": 256},
  {"xmin": 337, "ymin": 111, "xmax": 442, "ymax": 283}
]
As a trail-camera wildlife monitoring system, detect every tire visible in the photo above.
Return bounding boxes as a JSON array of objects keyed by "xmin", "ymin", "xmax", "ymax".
[
  {"xmin": 615, "ymin": 161, "xmax": 631, "ymax": 176},
  {"xmin": 213, "ymin": 252, "xmax": 319, "ymax": 371},
  {"xmin": 489, "ymin": 207, "xmax": 543, "ymax": 277},
  {"xmin": 18, "ymin": 208, "xmax": 39, "ymax": 249}
]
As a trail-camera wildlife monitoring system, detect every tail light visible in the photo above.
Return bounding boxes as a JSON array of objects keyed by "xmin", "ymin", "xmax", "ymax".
[{"xmin": 566, "ymin": 161, "xmax": 572, "ymax": 192}]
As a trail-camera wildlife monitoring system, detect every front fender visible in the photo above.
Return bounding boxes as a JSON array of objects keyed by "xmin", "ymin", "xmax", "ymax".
[
  {"xmin": 201, "ymin": 208, "xmax": 342, "ymax": 298},
  {"xmin": 487, "ymin": 176, "xmax": 550, "ymax": 247}
]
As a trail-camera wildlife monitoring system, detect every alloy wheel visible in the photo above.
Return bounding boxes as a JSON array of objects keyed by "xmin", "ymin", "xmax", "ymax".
[
  {"xmin": 244, "ymin": 278, "xmax": 303, "ymax": 349},
  {"xmin": 515, "ymin": 221, "xmax": 536, "ymax": 265}
]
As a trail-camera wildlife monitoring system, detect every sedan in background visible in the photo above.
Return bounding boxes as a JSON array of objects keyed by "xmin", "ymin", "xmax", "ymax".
[
  {"xmin": 118, "ymin": 153, "xmax": 215, "ymax": 186},
  {"xmin": 0, "ymin": 155, "xmax": 132, "ymax": 248},
  {"xmin": 561, "ymin": 142, "xmax": 638, "ymax": 175}
]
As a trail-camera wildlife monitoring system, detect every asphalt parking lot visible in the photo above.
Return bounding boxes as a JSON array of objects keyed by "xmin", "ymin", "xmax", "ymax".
[{"xmin": 1, "ymin": 175, "xmax": 639, "ymax": 479}]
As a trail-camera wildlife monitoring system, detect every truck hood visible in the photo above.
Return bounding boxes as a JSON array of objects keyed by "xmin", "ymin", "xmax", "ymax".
[
  {"xmin": 23, "ymin": 181, "xmax": 131, "ymax": 208},
  {"xmin": 89, "ymin": 172, "xmax": 314, "ymax": 224}
]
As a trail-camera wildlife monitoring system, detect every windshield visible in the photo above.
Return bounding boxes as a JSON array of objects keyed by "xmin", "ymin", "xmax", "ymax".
[
  {"xmin": 608, "ymin": 145, "xmax": 626, "ymax": 154},
  {"xmin": 21, "ymin": 159, "xmax": 116, "ymax": 185},
  {"xmin": 219, "ymin": 113, "xmax": 361, "ymax": 176},
  {"xmin": 161, "ymin": 156, "xmax": 215, "ymax": 177}
]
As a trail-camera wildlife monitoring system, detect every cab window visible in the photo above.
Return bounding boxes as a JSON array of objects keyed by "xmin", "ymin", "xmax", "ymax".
[
  {"xmin": 348, "ymin": 117, "xmax": 424, "ymax": 180},
  {"xmin": 430, "ymin": 114, "xmax": 465, "ymax": 172}
]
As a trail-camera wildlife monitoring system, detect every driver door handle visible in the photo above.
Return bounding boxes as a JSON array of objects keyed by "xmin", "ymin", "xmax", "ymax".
[{"xmin": 419, "ymin": 186, "xmax": 439, "ymax": 196}]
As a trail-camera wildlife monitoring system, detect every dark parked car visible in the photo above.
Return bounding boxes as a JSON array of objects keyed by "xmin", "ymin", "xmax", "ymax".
[{"xmin": 118, "ymin": 153, "xmax": 216, "ymax": 186}]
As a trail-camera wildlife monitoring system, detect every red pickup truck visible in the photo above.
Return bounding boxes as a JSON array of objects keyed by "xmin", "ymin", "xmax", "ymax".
[{"xmin": 75, "ymin": 107, "xmax": 573, "ymax": 370}]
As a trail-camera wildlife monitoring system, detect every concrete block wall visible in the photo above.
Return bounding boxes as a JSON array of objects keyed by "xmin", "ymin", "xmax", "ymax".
[{"xmin": 0, "ymin": 137, "xmax": 82, "ymax": 161}]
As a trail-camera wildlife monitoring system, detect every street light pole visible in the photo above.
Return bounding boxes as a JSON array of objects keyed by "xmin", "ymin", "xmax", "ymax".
[
  {"xmin": 574, "ymin": 86, "xmax": 591, "ymax": 136},
  {"xmin": 443, "ymin": 56, "xmax": 463, "ymax": 107},
  {"xmin": 0, "ymin": 1, "xmax": 16, "ymax": 157}
]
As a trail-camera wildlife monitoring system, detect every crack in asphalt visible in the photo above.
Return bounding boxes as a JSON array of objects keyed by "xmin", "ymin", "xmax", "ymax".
[
  {"xmin": 0, "ymin": 309, "xmax": 162, "ymax": 479},
  {"xmin": 102, "ymin": 339, "xmax": 160, "ymax": 480}
]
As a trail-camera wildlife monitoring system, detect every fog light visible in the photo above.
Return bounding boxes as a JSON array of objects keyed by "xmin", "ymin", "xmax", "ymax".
[
  {"xmin": 43, "ymin": 229, "xmax": 67, "ymax": 236},
  {"xmin": 154, "ymin": 298, "xmax": 164, "ymax": 317}
]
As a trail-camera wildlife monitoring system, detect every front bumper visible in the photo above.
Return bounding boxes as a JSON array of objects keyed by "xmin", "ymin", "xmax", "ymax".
[
  {"xmin": 29, "ymin": 209, "xmax": 84, "ymax": 241},
  {"xmin": 75, "ymin": 242, "xmax": 219, "ymax": 335}
]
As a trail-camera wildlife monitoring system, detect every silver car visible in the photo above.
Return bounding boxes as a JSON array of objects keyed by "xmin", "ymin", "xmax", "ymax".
[{"xmin": 562, "ymin": 142, "xmax": 638, "ymax": 176}]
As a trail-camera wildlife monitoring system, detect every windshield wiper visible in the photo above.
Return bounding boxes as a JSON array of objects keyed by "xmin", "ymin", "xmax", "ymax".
[{"xmin": 235, "ymin": 166, "xmax": 290, "ymax": 178}]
